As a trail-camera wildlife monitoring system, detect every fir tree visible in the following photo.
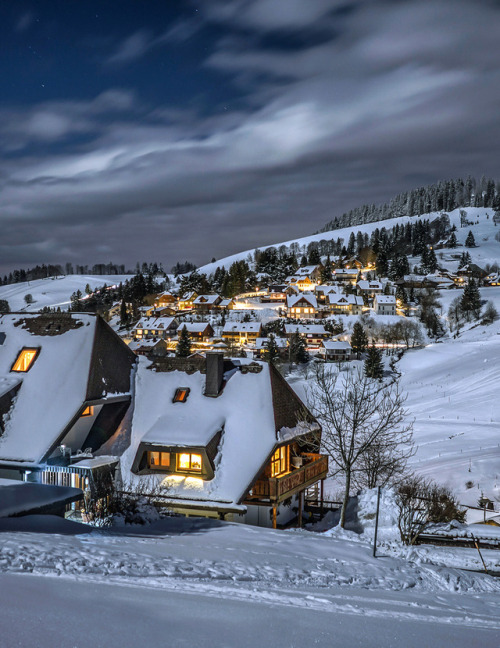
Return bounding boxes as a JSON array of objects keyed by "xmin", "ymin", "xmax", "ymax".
[
  {"xmin": 448, "ymin": 232, "xmax": 457, "ymax": 248},
  {"xmin": 119, "ymin": 298, "xmax": 128, "ymax": 327},
  {"xmin": 460, "ymin": 279, "xmax": 481, "ymax": 321},
  {"xmin": 264, "ymin": 333, "xmax": 279, "ymax": 365},
  {"xmin": 465, "ymin": 231, "xmax": 476, "ymax": 248},
  {"xmin": 351, "ymin": 321, "xmax": 368, "ymax": 357},
  {"xmin": 364, "ymin": 342, "xmax": 384, "ymax": 380},
  {"xmin": 0, "ymin": 299, "xmax": 10, "ymax": 313},
  {"xmin": 176, "ymin": 326, "xmax": 192, "ymax": 357},
  {"xmin": 289, "ymin": 331, "xmax": 308, "ymax": 364}
]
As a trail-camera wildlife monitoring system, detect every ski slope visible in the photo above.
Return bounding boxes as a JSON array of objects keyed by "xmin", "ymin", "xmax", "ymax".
[
  {"xmin": 0, "ymin": 274, "xmax": 133, "ymax": 312},
  {"xmin": 199, "ymin": 206, "xmax": 500, "ymax": 274}
]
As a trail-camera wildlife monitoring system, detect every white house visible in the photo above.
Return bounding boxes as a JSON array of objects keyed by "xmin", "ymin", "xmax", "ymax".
[
  {"xmin": 320, "ymin": 340, "xmax": 353, "ymax": 362},
  {"xmin": 374, "ymin": 294, "xmax": 397, "ymax": 315}
]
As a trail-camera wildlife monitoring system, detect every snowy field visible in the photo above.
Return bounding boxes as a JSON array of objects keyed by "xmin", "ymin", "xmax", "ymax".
[
  {"xmin": 1, "ymin": 501, "xmax": 500, "ymax": 648},
  {"xmin": 0, "ymin": 274, "xmax": 133, "ymax": 312}
]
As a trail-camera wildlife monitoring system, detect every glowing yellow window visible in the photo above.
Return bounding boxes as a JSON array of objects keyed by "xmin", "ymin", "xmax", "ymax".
[
  {"xmin": 11, "ymin": 348, "xmax": 39, "ymax": 372},
  {"xmin": 173, "ymin": 388, "xmax": 190, "ymax": 403},
  {"xmin": 271, "ymin": 446, "xmax": 288, "ymax": 477},
  {"xmin": 148, "ymin": 451, "xmax": 170, "ymax": 468},
  {"xmin": 81, "ymin": 406, "xmax": 94, "ymax": 417},
  {"xmin": 177, "ymin": 453, "xmax": 202, "ymax": 472}
]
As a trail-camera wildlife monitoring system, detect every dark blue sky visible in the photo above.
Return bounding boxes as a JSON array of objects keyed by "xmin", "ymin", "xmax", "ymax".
[{"xmin": 1, "ymin": 0, "xmax": 500, "ymax": 273}]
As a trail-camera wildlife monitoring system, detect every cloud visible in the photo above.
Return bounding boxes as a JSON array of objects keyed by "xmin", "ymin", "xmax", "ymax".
[
  {"xmin": 15, "ymin": 11, "xmax": 34, "ymax": 33},
  {"xmin": 1, "ymin": 0, "xmax": 500, "ymax": 273}
]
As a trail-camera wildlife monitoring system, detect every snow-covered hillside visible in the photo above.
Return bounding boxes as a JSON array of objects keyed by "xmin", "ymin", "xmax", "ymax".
[
  {"xmin": 199, "ymin": 206, "xmax": 500, "ymax": 274},
  {"xmin": 0, "ymin": 274, "xmax": 133, "ymax": 312}
]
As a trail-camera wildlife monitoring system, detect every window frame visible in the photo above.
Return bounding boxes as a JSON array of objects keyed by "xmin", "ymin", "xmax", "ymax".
[
  {"xmin": 80, "ymin": 405, "xmax": 94, "ymax": 417},
  {"xmin": 177, "ymin": 452, "xmax": 202, "ymax": 473},
  {"xmin": 271, "ymin": 446, "xmax": 289, "ymax": 478},
  {"xmin": 148, "ymin": 451, "xmax": 171, "ymax": 469},
  {"xmin": 10, "ymin": 347, "xmax": 41, "ymax": 373},
  {"xmin": 173, "ymin": 387, "xmax": 190, "ymax": 403}
]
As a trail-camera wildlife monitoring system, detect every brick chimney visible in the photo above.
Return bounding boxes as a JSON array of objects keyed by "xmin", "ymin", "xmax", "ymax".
[{"xmin": 205, "ymin": 352, "xmax": 224, "ymax": 397}]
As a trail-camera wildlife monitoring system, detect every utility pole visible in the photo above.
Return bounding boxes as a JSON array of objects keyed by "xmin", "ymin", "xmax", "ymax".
[{"xmin": 373, "ymin": 485, "xmax": 381, "ymax": 558}]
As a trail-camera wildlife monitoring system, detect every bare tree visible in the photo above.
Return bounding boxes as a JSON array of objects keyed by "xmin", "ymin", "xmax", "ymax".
[{"xmin": 307, "ymin": 365, "xmax": 413, "ymax": 528}]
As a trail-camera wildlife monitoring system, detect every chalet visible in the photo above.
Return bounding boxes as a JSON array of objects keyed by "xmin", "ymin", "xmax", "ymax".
[
  {"xmin": 261, "ymin": 284, "xmax": 287, "ymax": 303},
  {"xmin": 344, "ymin": 258, "xmax": 363, "ymax": 270},
  {"xmin": 176, "ymin": 322, "xmax": 214, "ymax": 342},
  {"xmin": 128, "ymin": 338, "xmax": 170, "ymax": 357},
  {"xmin": 192, "ymin": 294, "xmax": 223, "ymax": 313},
  {"xmin": 357, "ymin": 280, "xmax": 383, "ymax": 296},
  {"xmin": 177, "ymin": 291, "xmax": 198, "ymax": 311},
  {"xmin": 222, "ymin": 322, "xmax": 262, "ymax": 346},
  {"xmin": 327, "ymin": 293, "xmax": 364, "ymax": 315},
  {"xmin": 315, "ymin": 284, "xmax": 341, "ymax": 303},
  {"xmin": 333, "ymin": 269, "xmax": 359, "ymax": 284},
  {"xmin": 320, "ymin": 340, "xmax": 353, "ymax": 362},
  {"xmin": 284, "ymin": 324, "xmax": 330, "ymax": 348},
  {"xmin": 288, "ymin": 275, "xmax": 317, "ymax": 292},
  {"xmin": 0, "ymin": 313, "xmax": 135, "ymax": 500},
  {"xmin": 485, "ymin": 272, "xmax": 500, "ymax": 286},
  {"xmin": 219, "ymin": 298, "xmax": 236, "ymax": 310},
  {"xmin": 132, "ymin": 317, "xmax": 179, "ymax": 340},
  {"xmin": 374, "ymin": 294, "xmax": 397, "ymax": 315},
  {"xmin": 155, "ymin": 292, "xmax": 177, "ymax": 308},
  {"xmin": 126, "ymin": 354, "xmax": 328, "ymax": 528},
  {"xmin": 253, "ymin": 337, "xmax": 288, "ymax": 358},
  {"xmin": 286, "ymin": 293, "xmax": 319, "ymax": 319}
]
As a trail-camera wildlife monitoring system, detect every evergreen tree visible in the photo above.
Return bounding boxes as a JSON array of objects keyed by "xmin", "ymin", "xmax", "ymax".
[
  {"xmin": 458, "ymin": 251, "xmax": 472, "ymax": 269},
  {"xmin": 176, "ymin": 326, "xmax": 192, "ymax": 357},
  {"xmin": 119, "ymin": 298, "xmax": 128, "ymax": 327},
  {"xmin": 460, "ymin": 279, "xmax": 481, "ymax": 321},
  {"xmin": 364, "ymin": 342, "xmax": 384, "ymax": 380},
  {"xmin": 0, "ymin": 299, "xmax": 10, "ymax": 313},
  {"xmin": 448, "ymin": 232, "xmax": 457, "ymax": 248},
  {"xmin": 264, "ymin": 333, "xmax": 279, "ymax": 365},
  {"xmin": 289, "ymin": 331, "xmax": 308, "ymax": 364},
  {"xmin": 307, "ymin": 247, "xmax": 321, "ymax": 265},
  {"xmin": 376, "ymin": 249, "xmax": 389, "ymax": 277},
  {"xmin": 465, "ymin": 231, "xmax": 476, "ymax": 248},
  {"xmin": 351, "ymin": 321, "xmax": 368, "ymax": 357}
]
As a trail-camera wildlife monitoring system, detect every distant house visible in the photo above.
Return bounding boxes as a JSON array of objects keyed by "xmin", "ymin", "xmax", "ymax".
[
  {"xmin": 253, "ymin": 337, "xmax": 288, "ymax": 358},
  {"xmin": 222, "ymin": 322, "xmax": 262, "ymax": 346},
  {"xmin": 357, "ymin": 280, "xmax": 383, "ymax": 296},
  {"xmin": 192, "ymin": 294, "xmax": 222, "ymax": 313},
  {"xmin": 315, "ymin": 284, "xmax": 341, "ymax": 303},
  {"xmin": 261, "ymin": 284, "xmax": 287, "ymax": 303},
  {"xmin": 320, "ymin": 340, "xmax": 353, "ymax": 362},
  {"xmin": 155, "ymin": 292, "xmax": 177, "ymax": 307},
  {"xmin": 333, "ymin": 269, "xmax": 359, "ymax": 284},
  {"xmin": 132, "ymin": 317, "xmax": 179, "ymax": 340},
  {"xmin": 219, "ymin": 298, "xmax": 236, "ymax": 310},
  {"xmin": 176, "ymin": 322, "xmax": 214, "ymax": 342},
  {"xmin": 128, "ymin": 338, "xmax": 170, "ymax": 357},
  {"xmin": 177, "ymin": 291, "xmax": 198, "ymax": 311},
  {"xmin": 374, "ymin": 294, "xmax": 396, "ymax": 315},
  {"xmin": 284, "ymin": 324, "xmax": 330, "ymax": 347},
  {"xmin": 286, "ymin": 293, "xmax": 319, "ymax": 318},
  {"xmin": 126, "ymin": 353, "xmax": 328, "ymax": 528},
  {"xmin": 0, "ymin": 313, "xmax": 135, "ymax": 504},
  {"xmin": 327, "ymin": 293, "xmax": 364, "ymax": 315}
]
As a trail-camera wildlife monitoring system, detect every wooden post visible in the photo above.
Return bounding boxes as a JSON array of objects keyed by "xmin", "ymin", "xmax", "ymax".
[
  {"xmin": 298, "ymin": 491, "xmax": 303, "ymax": 528},
  {"xmin": 373, "ymin": 485, "xmax": 381, "ymax": 558},
  {"xmin": 272, "ymin": 505, "xmax": 277, "ymax": 529},
  {"xmin": 320, "ymin": 479, "xmax": 324, "ymax": 518}
]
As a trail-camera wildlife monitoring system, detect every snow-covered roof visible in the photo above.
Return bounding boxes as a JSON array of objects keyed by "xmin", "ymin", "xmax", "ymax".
[
  {"xmin": 0, "ymin": 314, "xmax": 96, "ymax": 462},
  {"xmin": 375, "ymin": 295, "xmax": 396, "ymax": 304},
  {"xmin": 357, "ymin": 280, "xmax": 383, "ymax": 290},
  {"xmin": 123, "ymin": 358, "xmax": 314, "ymax": 508},
  {"xmin": 286, "ymin": 293, "xmax": 318, "ymax": 308},
  {"xmin": 322, "ymin": 340, "xmax": 352, "ymax": 350},
  {"xmin": 0, "ymin": 479, "xmax": 82, "ymax": 517},
  {"xmin": 295, "ymin": 265, "xmax": 319, "ymax": 276},
  {"xmin": 328, "ymin": 294, "xmax": 363, "ymax": 306},
  {"xmin": 334, "ymin": 269, "xmax": 358, "ymax": 276},
  {"xmin": 284, "ymin": 324, "xmax": 327, "ymax": 335},
  {"xmin": 222, "ymin": 322, "xmax": 262, "ymax": 334},
  {"xmin": 193, "ymin": 294, "xmax": 221, "ymax": 305},
  {"xmin": 128, "ymin": 339, "xmax": 166, "ymax": 351},
  {"xmin": 133, "ymin": 317, "xmax": 177, "ymax": 331},
  {"xmin": 254, "ymin": 337, "xmax": 288, "ymax": 349},
  {"xmin": 177, "ymin": 323, "xmax": 212, "ymax": 334},
  {"xmin": 315, "ymin": 284, "xmax": 341, "ymax": 295}
]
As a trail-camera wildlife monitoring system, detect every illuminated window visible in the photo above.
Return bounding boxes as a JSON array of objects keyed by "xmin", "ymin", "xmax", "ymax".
[
  {"xmin": 148, "ymin": 451, "xmax": 170, "ymax": 468},
  {"xmin": 173, "ymin": 388, "xmax": 190, "ymax": 403},
  {"xmin": 81, "ymin": 405, "xmax": 94, "ymax": 417},
  {"xmin": 11, "ymin": 348, "xmax": 39, "ymax": 372},
  {"xmin": 271, "ymin": 446, "xmax": 288, "ymax": 477},
  {"xmin": 177, "ymin": 453, "xmax": 202, "ymax": 472}
]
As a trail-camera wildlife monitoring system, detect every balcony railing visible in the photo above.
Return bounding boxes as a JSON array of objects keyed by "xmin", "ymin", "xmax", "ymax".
[{"xmin": 249, "ymin": 453, "xmax": 328, "ymax": 502}]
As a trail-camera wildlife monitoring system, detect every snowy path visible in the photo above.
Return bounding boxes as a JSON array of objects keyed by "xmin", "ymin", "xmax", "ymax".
[{"xmin": 1, "ymin": 516, "xmax": 500, "ymax": 646}]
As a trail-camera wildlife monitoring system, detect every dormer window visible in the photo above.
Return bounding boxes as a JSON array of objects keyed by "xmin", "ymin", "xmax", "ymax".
[
  {"xmin": 177, "ymin": 453, "xmax": 202, "ymax": 472},
  {"xmin": 11, "ymin": 348, "xmax": 40, "ymax": 372},
  {"xmin": 173, "ymin": 388, "xmax": 190, "ymax": 403}
]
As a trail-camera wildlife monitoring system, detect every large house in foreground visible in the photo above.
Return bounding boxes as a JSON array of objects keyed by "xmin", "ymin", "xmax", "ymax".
[
  {"xmin": 124, "ymin": 353, "xmax": 328, "ymax": 528},
  {"xmin": 0, "ymin": 313, "xmax": 136, "ymax": 500}
]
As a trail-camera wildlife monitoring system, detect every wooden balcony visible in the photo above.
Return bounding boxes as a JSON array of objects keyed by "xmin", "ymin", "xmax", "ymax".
[{"xmin": 248, "ymin": 453, "xmax": 328, "ymax": 503}]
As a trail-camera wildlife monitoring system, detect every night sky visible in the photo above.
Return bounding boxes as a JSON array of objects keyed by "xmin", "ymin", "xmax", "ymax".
[{"xmin": 1, "ymin": 0, "xmax": 500, "ymax": 274}]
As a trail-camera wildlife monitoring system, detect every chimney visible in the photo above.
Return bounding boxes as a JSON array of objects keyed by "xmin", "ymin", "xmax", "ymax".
[{"xmin": 205, "ymin": 352, "xmax": 224, "ymax": 397}]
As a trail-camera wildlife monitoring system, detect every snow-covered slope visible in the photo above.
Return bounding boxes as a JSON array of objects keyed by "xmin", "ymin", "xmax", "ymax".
[
  {"xmin": 0, "ymin": 274, "xmax": 133, "ymax": 312},
  {"xmin": 199, "ymin": 206, "xmax": 500, "ymax": 274}
]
